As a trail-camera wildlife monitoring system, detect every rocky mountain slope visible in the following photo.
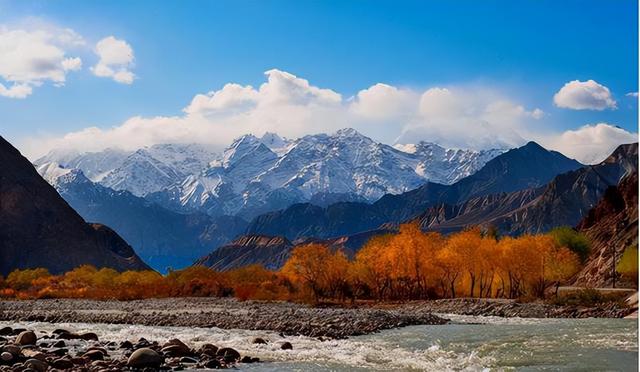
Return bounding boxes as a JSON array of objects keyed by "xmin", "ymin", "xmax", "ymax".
[
  {"xmin": 0, "ymin": 136, "xmax": 150, "ymax": 275},
  {"xmin": 36, "ymin": 163, "xmax": 248, "ymax": 271},
  {"xmin": 195, "ymin": 228, "xmax": 396, "ymax": 271},
  {"xmin": 245, "ymin": 141, "xmax": 583, "ymax": 240},
  {"xmin": 194, "ymin": 235, "xmax": 294, "ymax": 271},
  {"xmin": 572, "ymin": 172, "xmax": 638, "ymax": 288},
  {"xmin": 416, "ymin": 143, "xmax": 638, "ymax": 235},
  {"xmin": 36, "ymin": 129, "xmax": 504, "ymax": 220}
]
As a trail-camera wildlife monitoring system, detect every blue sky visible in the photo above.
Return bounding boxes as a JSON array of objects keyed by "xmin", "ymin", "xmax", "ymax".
[{"xmin": 0, "ymin": 0, "xmax": 637, "ymax": 163}]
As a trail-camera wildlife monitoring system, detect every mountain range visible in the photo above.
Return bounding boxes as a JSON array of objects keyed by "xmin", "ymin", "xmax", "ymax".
[
  {"xmin": 244, "ymin": 141, "xmax": 584, "ymax": 240},
  {"xmin": 36, "ymin": 129, "xmax": 504, "ymax": 221},
  {"xmin": 197, "ymin": 143, "xmax": 636, "ymax": 272},
  {"xmin": 0, "ymin": 136, "xmax": 150, "ymax": 276},
  {"xmin": 36, "ymin": 164, "xmax": 247, "ymax": 271}
]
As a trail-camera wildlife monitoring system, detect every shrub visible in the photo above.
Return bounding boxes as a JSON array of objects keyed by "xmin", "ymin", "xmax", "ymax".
[
  {"xmin": 617, "ymin": 245, "xmax": 638, "ymax": 284},
  {"xmin": 549, "ymin": 227, "xmax": 591, "ymax": 262}
]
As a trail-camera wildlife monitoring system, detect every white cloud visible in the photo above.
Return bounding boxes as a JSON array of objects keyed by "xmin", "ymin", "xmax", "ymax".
[
  {"xmin": 21, "ymin": 69, "xmax": 636, "ymax": 165},
  {"xmin": 553, "ymin": 79, "xmax": 617, "ymax": 110},
  {"xmin": 350, "ymin": 83, "xmax": 416, "ymax": 121},
  {"xmin": 397, "ymin": 87, "xmax": 541, "ymax": 149},
  {"xmin": 540, "ymin": 123, "xmax": 637, "ymax": 164},
  {"xmin": 184, "ymin": 83, "xmax": 260, "ymax": 115},
  {"xmin": 0, "ymin": 25, "xmax": 84, "ymax": 98},
  {"xmin": 626, "ymin": 92, "xmax": 638, "ymax": 98},
  {"xmin": 91, "ymin": 36, "xmax": 135, "ymax": 84}
]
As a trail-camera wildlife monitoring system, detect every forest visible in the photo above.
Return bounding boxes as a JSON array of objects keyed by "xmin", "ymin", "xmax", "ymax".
[{"xmin": 1, "ymin": 224, "xmax": 635, "ymax": 303}]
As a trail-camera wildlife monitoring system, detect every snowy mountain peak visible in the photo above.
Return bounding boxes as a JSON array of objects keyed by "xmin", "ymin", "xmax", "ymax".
[
  {"xmin": 36, "ymin": 129, "xmax": 508, "ymax": 219},
  {"xmin": 260, "ymin": 132, "xmax": 287, "ymax": 148},
  {"xmin": 36, "ymin": 161, "xmax": 89, "ymax": 186}
]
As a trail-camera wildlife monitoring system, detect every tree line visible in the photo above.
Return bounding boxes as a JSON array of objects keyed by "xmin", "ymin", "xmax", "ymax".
[{"xmin": 0, "ymin": 224, "xmax": 604, "ymax": 303}]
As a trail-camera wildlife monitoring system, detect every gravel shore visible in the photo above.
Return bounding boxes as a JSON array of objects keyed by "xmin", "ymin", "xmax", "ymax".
[
  {"xmin": 0, "ymin": 297, "xmax": 632, "ymax": 341},
  {"xmin": 395, "ymin": 298, "xmax": 635, "ymax": 318},
  {"xmin": 0, "ymin": 298, "xmax": 447, "ymax": 339}
]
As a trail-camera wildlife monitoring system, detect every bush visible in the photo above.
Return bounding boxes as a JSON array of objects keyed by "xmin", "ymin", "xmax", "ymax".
[
  {"xmin": 6, "ymin": 268, "xmax": 52, "ymax": 291},
  {"xmin": 552, "ymin": 288, "xmax": 627, "ymax": 307},
  {"xmin": 549, "ymin": 227, "xmax": 591, "ymax": 262},
  {"xmin": 617, "ymin": 245, "xmax": 638, "ymax": 284}
]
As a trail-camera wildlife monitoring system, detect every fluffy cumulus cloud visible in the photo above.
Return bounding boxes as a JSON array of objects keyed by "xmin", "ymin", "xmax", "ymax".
[
  {"xmin": 91, "ymin": 36, "xmax": 135, "ymax": 84},
  {"xmin": 553, "ymin": 80, "xmax": 617, "ymax": 110},
  {"xmin": 349, "ymin": 83, "xmax": 417, "ymax": 121},
  {"xmin": 0, "ymin": 25, "xmax": 84, "ymax": 98},
  {"xmin": 540, "ymin": 123, "xmax": 638, "ymax": 164},
  {"xmin": 397, "ymin": 87, "xmax": 543, "ymax": 149},
  {"xmin": 22, "ymin": 69, "xmax": 636, "ymax": 165}
]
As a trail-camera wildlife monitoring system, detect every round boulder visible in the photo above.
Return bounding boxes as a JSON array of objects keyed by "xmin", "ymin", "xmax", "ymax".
[
  {"xmin": 281, "ymin": 342, "xmax": 293, "ymax": 350},
  {"xmin": 16, "ymin": 330, "xmax": 37, "ymax": 346},
  {"xmin": 217, "ymin": 347, "xmax": 241, "ymax": 363},
  {"xmin": 0, "ymin": 351, "xmax": 13, "ymax": 363},
  {"xmin": 252, "ymin": 337, "xmax": 268, "ymax": 344},
  {"xmin": 24, "ymin": 358, "xmax": 48, "ymax": 372},
  {"xmin": 52, "ymin": 358, "xmax": 74, "ymax": 369},
  {"xmin": 127, "ymin": 348, "xmax": 164, "ymax": 368},
  {"xmin": 80, "ymin": 332, "xmax": 99, "ymax": 341}
]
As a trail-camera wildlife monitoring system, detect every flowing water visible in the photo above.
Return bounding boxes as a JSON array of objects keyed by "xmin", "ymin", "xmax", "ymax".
[{"xmin": 3, "ymin": 315, "xmax": 637, "ymax": 371}]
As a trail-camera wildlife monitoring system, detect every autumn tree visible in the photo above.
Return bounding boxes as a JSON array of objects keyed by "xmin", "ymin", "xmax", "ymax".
[
  {"xmin": 281, "ymin": 243, "xmax": 348, "ymax": 302},
  {"xmin": 353, "ymin": 234, "xmax": 394, "ymax": 300},
  {"xmin": 6, "ymin": 268, "xmax": 52, "ymax": 291}
]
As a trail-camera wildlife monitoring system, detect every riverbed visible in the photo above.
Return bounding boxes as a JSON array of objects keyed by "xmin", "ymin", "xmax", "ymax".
[{"xmin": 3, "ymin": 315, "xmax": 636, "ymax": 371}]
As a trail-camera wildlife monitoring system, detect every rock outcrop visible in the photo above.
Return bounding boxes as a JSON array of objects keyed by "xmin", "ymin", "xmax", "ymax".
[
  {"xmin": 0, "ymin": 136, "xmax": 150, "ymax": 275},
  {"xmin": 572, "ymin": 172, "xmax": 638, "ymax": 288}
]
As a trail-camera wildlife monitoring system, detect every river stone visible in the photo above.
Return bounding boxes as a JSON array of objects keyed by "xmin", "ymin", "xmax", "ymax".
[
  {"xmin": 0, "ymin": 327, "xmax": 12, "ymax": 336},
  {"xmin": 217, "ymin": 347, "xmax": 241, "ymax": 362},
  {"xmin": 24, "ymin": 358, "xmax": 48, "ymax": 372},
  {"xmin": 52, "ymin": 358, "xmax": 74, "ymax": 369},
  {"xmin": 281, "ymin": 342, "xmax": 293, "ymax": 350},
  {"xmin": 80, "ymin": 332, "xmax": 99, "ymax": 341},
  {"xmin": 52, "ymin": 340, "xmax": 66, "ymax": 348},
  {"xmin": 51, "ymin": 347, "xmax": 68, "ymax": 357},
  {"xmin": 0, "ymin": 352, "xmax": 12, "ymax": 363},
  {"xmin": 83, "ymin": 349, "xmax": 105, "ymax": 360},
  {"xmin": 179, "ymin": 356, "xmax": 198, "ymax": 364},
  {"xmin": 252, "ymin": 337, "xmax": 268, "ymax": 344},
  {"xmin": 198, "ymin": 343, "xmax": 218, "ymax": 357},
  {"xmin": 16, "ymin": 331, "xmax": 37, "ymax": 346},
  {"xmin": 127, "ymin": 348, "xmax": 163, "ymax": 368},
  {"xmin": 161, "ymin": 339, "xmax": 190, "ymax": 357},
  {"xmin": 119, "ymin": 340, "xmax": 133, "ymax": 349},
  {"xmin": 1, "ymin": 345, "xmax": 20, "ymax": 356},
  {"xmin": 204, "ymin": 359, "xmax": 221, "ymax": 369}
]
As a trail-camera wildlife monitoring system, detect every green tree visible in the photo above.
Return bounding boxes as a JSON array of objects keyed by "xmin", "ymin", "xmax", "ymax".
[
  {"xmin": 617, "ymin": 245, "xmax": 638, "ymax": 284},
  {"xmin": 549, "ymin": 227, "xmax": 591, "ymax": 262}
]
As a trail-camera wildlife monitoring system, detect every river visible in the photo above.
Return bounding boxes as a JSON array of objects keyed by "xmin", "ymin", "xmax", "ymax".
[{"xmin": 3, "ymin": 315, "xmax": 637, "ymax": 371}]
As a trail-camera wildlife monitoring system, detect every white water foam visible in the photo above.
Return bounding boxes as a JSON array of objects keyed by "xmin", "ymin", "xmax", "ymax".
[{"xmin": 2, "ymin": 320, "xmax": 493, "ymax": 371}]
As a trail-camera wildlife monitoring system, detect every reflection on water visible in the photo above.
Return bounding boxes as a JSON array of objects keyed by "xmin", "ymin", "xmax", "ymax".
[{"xmin": 3, "ymin": 315, "xmax": 637, "ymax": 371}]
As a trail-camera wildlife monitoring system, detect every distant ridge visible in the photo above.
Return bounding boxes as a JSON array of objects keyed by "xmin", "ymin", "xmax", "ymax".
[{"xmin": 244, "ymin": 141, "xmax": 583, "ymax": 240}]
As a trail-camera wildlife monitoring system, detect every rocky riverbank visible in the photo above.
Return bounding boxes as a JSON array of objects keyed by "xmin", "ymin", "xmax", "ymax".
[
  {"xmin": 0, "ymin": 325, "xmax": 262, "ymax": 371},
  {"xmin": 394, "ymin": 298, "xmax": 635, "ymax": 318},
  {"xmin": 0, "ymin": 298, "xmax": 447, "ymax": 339}
]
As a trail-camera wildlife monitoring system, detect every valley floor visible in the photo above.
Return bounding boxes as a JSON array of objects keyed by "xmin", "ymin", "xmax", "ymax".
[{"xmin": 0, "ymin": 297, "xmax": 634, "ymax": 339}]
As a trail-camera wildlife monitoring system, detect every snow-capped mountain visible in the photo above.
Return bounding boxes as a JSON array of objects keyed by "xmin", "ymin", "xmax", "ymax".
[
  {"xmin": 35, "ymin": 143, "xmax": 219, "ymax": 197},
  {"xmin": 35, "ymin": 129, "xmax": 505, "ymax": 219}
]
